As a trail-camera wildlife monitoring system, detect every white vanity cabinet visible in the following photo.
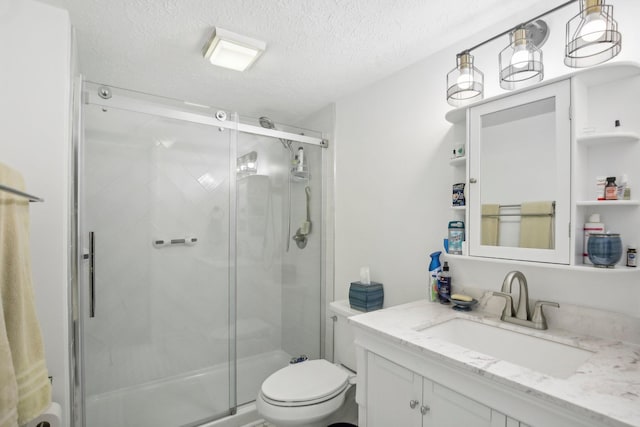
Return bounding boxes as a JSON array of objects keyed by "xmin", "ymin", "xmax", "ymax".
[
  {"xmin": 445, "ymin": 61, "xmax": 640, "ymax": 269},
  {"xmin": 365, "ymin": 352, "xmax": 528, "ymax": 427}
]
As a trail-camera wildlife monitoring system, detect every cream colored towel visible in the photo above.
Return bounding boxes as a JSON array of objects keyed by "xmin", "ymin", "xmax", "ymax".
[
  {"xmin": 519, "ymin": 201, "xmax": 555, "ymax": 249},
  {"xmin": 481, "ymin": 204, "xmax": 500, "ymax": 246},
  {"xmin": 0, "ymin": 164, "xmax": 51, "ymax": 427}
]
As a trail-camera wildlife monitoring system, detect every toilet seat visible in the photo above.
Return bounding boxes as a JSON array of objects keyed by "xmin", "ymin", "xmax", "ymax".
[{"xmin": 260, "ymin": 359, "xmax": 350, "ymax": 407}]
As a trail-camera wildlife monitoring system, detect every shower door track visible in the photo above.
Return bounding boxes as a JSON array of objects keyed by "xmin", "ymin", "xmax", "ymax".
[{"xmin": 84, "ymin": 89, "xmax": 327, "ymax": 147}]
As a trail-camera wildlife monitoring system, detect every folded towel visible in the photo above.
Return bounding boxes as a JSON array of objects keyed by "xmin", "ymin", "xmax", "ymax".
[
  {"xmin": 0, "ymin": 163, "xmax": 51, "ymax": 427},
  {"xmin": 519, "ymin": 201, "xmax": 555, "ymax": 250},
  {"xmin": 481, "ymin": 204, "xmax": 500, "ymax": 246}
]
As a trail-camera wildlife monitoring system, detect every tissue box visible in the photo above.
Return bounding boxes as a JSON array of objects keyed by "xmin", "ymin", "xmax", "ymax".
[{"xmin": 349, "ymin": 281, "xmax": 383, "ymax": 312}]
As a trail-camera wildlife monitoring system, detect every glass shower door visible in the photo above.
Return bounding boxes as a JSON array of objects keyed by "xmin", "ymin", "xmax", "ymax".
[
  {"xmin": 235, "ymin": 132, "xmax": 324, "ymax": 405},
  {"xmin": 79, "ymin": 101, "xmax": 235, "ymax": 427}
]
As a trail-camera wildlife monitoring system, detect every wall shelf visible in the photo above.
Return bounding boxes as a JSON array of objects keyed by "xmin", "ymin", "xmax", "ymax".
[
  {"xmin": 446, "ymin": 253, "xmax": 638, "ymax": 273},
  {"xmin": 576, "ymin": 131, "xmax": 639, "ymax": 147},
  {"xmin": 449, "ymin": 156, "xmax": 466, "ymax": 166},
  {"xmin": 576, "ymin": 200, "xmax": 639, "ymax": 206},
  {"xmin": 450, "ymin": 205, "xmax": 466, "ymax": 210}
]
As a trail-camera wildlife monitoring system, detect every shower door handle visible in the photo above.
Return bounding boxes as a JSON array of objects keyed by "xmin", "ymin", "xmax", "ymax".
[{"xmin": 89, "ymin": 231, "xmax": 96, "ymax": 318}]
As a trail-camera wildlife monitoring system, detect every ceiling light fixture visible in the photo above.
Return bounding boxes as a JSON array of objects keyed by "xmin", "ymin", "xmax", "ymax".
[
  {"xmin": 565, "ymin": 0, "xmax": 621, "ymax": 68},
  {"xmin": 202, "ymin": 27, "xmax": 266, "ymax": 72},
  {"xmin": 499, "ymin": 25, "xmax": 544, "ymax": 90},
  {"xmin": 447, "ymin": 52, "xmax": 484, "ymax": 106}
]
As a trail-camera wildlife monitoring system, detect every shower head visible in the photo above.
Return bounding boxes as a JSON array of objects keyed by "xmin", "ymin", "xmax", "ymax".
[
  {"xmin": 259, "ymin": 116, "xmax": 276, "ymax": 129},
  {"xmin": 258, "ymin": 116, "xmax": 293, "ymax": 154}
]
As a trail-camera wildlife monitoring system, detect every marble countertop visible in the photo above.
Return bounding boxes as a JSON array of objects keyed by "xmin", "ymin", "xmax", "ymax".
[{"xmin": 349, "ymin": 294, "xmax": 640, "ymax": 427}]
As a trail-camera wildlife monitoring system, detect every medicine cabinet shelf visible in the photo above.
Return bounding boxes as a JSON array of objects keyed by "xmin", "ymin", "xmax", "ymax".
[
  {"xmin": 447, "ymin": 254, "xmax": 638, "ymax": 273},
  {"xmin": 576, "ymin": 200, "xmax": 640, "ymax": 206},
  {"xmin": 450, "ymin": 205, "xmax": 466, "ymax": 211},
  {"xmin": 449, "ymin": 156, "xmax": 466, "ymax": 166},
  {"xmin": 576, "ymin": 131, "xmax": 640, "ymax": 147}
]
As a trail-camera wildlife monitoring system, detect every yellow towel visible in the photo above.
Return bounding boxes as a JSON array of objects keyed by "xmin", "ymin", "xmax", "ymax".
[
  {"xmin": 519, "ymin": 201, "xmax": 555, "ymax": 249},
  {"xmin": 0, "ymin": 163, "xmax": 51, "ymax": 427},
  {"xmin": 481, "ymin": 204, "xmax": 500, "ymax": 246}
]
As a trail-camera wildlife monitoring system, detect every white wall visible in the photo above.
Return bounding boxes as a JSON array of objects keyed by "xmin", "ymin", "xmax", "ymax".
[
  {"xmin": 0, "ymin": 0, "xmax": 71, "ymax": 424},
  {"xmin": 334, "ymin": 0, "xmax": 640, "ymax": 317}
]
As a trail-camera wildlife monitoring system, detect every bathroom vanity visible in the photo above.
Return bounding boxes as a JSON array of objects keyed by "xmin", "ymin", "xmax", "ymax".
[{"xmin": 350, "ymin": 297, "xmax": 640, "ymax": 427}]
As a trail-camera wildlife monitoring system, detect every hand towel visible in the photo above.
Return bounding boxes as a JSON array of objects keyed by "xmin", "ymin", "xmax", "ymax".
[
  {"xmin": 481, "ymin": 204, "xmax": 500, "ymax": 246},
  {"xmin": 519, "ymin": 201, "xmax": 555, "ymax": 250},
  {"xmin": 0, "ymin": 163, "xmax": 51, "ymax": 427}
]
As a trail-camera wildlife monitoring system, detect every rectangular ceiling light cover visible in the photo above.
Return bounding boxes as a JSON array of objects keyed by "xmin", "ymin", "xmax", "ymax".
[{"xmin": 203, "ymin": 27, "xmax": 266, "ymax": 72}]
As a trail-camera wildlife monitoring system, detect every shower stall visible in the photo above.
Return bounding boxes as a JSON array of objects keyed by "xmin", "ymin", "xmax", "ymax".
[{"xmin": 72, "ymin": 81, "xmax": 328, "ymax": 427}]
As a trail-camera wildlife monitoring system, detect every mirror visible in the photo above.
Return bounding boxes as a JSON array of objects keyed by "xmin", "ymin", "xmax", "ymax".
[{"xmin": 469, "ymin": 80, "xmax": 571, "ymax": 264}]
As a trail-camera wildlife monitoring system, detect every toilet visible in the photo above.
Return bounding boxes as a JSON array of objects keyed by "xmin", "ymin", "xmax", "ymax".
[{"xmin": 256, "ymin": 300, "xmax": 359, "ymax": 427}]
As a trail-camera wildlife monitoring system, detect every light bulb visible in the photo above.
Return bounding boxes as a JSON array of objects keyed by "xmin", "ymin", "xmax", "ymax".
[
  {"xmin": 511, "ymin": 46, "xmax": 530, "ymax": 69},
  {"xmin": 580, "ymin": 13, "xmax": 606, "ymax": 42},
  {"xmin": 456, "ymin": 69, "xmax": 473, "ymax": 90}
]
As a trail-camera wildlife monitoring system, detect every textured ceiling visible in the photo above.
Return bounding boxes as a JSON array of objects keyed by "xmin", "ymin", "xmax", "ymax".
[{"xmin": 40, "ymin": 0, "xmax": 565, "ymax": 124}]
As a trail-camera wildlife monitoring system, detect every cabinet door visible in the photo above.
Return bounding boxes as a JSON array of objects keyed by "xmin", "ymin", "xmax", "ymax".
[
  {"xmin": 423, "ymin": 380, "xmax": 495, "ymax": 427},
  {"xmin": 468, "ymin": 79, "xmax": 571, "ymax": 264},
  {"xmin": 490, "ymin": 411, "xmax": 530, "ymax": 427},
  {"xmin": 366, "ymin": 353, "xmax": 422, "ymax": 427}
]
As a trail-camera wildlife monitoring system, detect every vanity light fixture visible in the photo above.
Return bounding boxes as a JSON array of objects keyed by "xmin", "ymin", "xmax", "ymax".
[
  {"xmin": 202, "ymin": 27, "xmax": 266, "ymax": 72},
  {"xmin": 499, "ymin": 26, "xmax": 544, "ymax": 90},
  {"xmin": 446, "ymin": 52, "xmax": 484, "ymax": 107},
  {"xmin": 445, "ymin": 1, "xmax": 623, "ymax": 105},
  {"xmin": 565, "ymin": 0, "xmax": 621, "ymax": 68}
]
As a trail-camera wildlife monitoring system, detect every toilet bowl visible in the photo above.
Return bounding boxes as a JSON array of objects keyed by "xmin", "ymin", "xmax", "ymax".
[
  {"xmin": 256, "ymin": 359, "xmax": 355, "ymax": 427},
  {"xmin": 256, "ymin": 301, "xmax": 359, "ymax": 427}
]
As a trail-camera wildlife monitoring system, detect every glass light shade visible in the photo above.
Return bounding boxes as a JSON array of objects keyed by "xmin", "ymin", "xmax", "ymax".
[
  {"xmin": 565, "ymin": 0, "xmax": 621, "ymax": 68},
  {"xmin": 447, "ymin": 53, "xmax": 484, "ymax": 107},
  {"xmin": 499, "ymin": 28, "xmax": 543, "ymax": 90}
]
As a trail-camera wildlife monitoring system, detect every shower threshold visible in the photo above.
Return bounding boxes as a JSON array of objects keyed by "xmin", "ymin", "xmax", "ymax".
[{"xmin": 85, "ymin": 350, "xmax": 290, "ymax": 427}]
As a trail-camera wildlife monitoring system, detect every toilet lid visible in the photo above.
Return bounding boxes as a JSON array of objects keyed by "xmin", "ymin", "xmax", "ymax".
[{"xmin": 261, "ymin": 359, "xmax": 349, "ymax": 404}]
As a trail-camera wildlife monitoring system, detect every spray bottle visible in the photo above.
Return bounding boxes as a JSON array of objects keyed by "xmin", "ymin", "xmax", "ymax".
[{"xmin": 428, "ymin": 251, "xmax": 442, "ymax": 302}]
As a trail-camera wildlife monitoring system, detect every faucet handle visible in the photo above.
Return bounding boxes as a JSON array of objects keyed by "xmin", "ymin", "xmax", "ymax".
[
  {"xmin": 492, "ymin": 291, "xmax": 515, "ymax": 320},
  {"xmin": 531, "ymin": 301, "xmax": 559, "ymax": 330}
]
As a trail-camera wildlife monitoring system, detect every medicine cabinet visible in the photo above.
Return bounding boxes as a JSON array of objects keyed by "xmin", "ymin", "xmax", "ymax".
[
  {"xmin": 469, "ymin": 80, "xmax": 570, "ymax": 264},
  {"xmin": 446, "ymin": 62, "xmax": 640, "ymax": 269}
]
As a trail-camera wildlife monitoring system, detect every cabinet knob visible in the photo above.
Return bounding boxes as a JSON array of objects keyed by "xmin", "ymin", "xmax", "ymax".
[
  {"xmin": 420, "ymin": 404, "xmax": 430, "ymax": 415},
  {"xmin": 469, "ymin": 178, "xmax": 477, "ymax": 183},
  {"xmin": 409, "ymin": 399, "xmax": 419, "ymax": 409}
]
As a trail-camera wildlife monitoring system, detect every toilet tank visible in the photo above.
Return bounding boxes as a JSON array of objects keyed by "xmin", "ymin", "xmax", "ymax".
[{"xmin": 328, "ymin": 300, "xmax": 361, "ymax": 372}]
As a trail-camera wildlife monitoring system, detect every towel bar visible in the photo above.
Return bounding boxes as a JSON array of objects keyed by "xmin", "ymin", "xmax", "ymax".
[
  {"xmin": 0, "ymin": 184, "xmax": 44, "ymax": 202},
  {"xmin": 482, "ymin": 213, "xmax": 554, "ymax": 217}
]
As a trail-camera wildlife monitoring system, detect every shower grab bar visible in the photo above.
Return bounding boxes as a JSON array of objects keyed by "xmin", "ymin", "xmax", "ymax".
[
  {"xmin": 152, "ymin": 237, "xmax": 198, "ymax": 248},
  {"xmin": 89, "ymin": 232, "xmax": 96, "ymax": 318},
  {"xmin": 0, "ymin": 184, "xmax": 44, "ymax": 202}
]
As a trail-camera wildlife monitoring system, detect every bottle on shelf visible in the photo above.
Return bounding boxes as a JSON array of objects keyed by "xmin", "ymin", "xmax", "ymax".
[
  {"xmin": 627, "ymin": 245, "xmax": 637, "ymax": 267},
  {"xmin": 605, "ymin": 177, "xmax": 618, "ymax": 200},
  {"xmin": 438, "ymin": 262, "xmax": 451, "ymax": 304},
  {"xmin": 583, "ymin": 214, "xmax": 605, "ymax": 265}
]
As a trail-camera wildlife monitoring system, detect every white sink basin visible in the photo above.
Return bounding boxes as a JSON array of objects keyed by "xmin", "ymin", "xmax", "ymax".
[{"xmin": 418, "ymin": 318, "xmax": 594, "ymax": 378}]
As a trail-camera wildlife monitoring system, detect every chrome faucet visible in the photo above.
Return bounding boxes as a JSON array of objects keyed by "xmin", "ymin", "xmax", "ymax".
[{"xmin": 492, "ymin": 271, "xmax": 559, "ymax": 330}]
